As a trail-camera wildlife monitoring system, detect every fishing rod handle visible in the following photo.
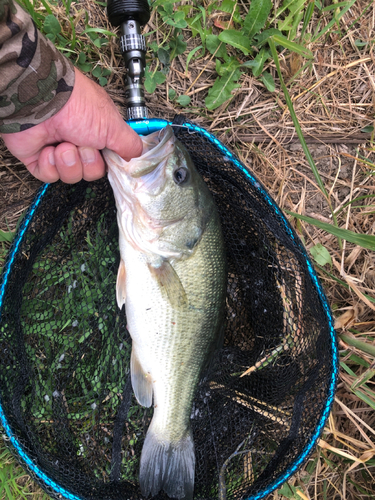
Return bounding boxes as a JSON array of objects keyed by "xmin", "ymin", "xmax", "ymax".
[
  {"xmin": 107, "ymin": 0, "xmax": 150, "ymax": 27},
  {"xmin": 107, "ymin": 0, "xmax": 150, "ymax": 119}
]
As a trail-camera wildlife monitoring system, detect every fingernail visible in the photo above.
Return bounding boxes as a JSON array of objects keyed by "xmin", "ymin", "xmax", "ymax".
[
  {"xmin": 62, "ymin": 150, "xmax": 76, "ymax": 167},
  {"xmin": 48, "ymin": 152, "xmax": 55, "ymax": 165},
  {"xmin": 80, "ymin": 147, "xmax": 96, "ymax": 164}
]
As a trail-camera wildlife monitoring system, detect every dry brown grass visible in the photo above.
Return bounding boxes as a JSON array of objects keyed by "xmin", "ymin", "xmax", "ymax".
[{"xmin": 1, "ymin": 0, "xmax": 375, "ymax": 498}]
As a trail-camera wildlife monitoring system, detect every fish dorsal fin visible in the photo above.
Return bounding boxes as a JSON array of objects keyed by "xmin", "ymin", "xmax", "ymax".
[
  {"xmin": 148, "ymin": 260, "xmax": 188, "ymax": 309},
  {"xmin": 116, "ymin": 259, "xmax": 127, "ymax": 309},
  {"xmin": 131, "ymin": 348, "xmax": 153, "ymax": 407}
]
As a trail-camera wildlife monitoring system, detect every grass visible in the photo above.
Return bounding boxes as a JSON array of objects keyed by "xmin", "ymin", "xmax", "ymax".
[
  {"xmin": 1, "ymin": 0, "xmax": 375, "ymax": 498},
  {"xmin": 0, "ymin": 442, "xmax": 50, "ymax": 499}
]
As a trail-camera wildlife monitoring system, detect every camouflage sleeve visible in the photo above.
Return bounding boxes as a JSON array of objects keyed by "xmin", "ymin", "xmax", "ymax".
[{"xmin": 0, "ymin": 0, "xmax": 75, "ymax": 133}]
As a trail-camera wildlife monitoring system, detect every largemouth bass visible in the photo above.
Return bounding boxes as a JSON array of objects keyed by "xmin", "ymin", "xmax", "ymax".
[{"xmin": 103, "ymin": 126, "xmax": 226, "ymax": 499}]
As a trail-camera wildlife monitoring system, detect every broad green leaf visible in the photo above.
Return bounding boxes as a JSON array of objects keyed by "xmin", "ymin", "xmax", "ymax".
[
  {"xmin": 286, "ymin": 211, "xmax": 375, "ymax": 251},
  {"xmin": 220, "ymin": 0, "xmax": 237, "ymax": 14},
  {"xmin": 361, "ymin": 125, "xmax": 374, "ymax": 133},
  {"xmin": 243, "ymin": 47, "xmax": 269, "ymax": 77},
  {"xmin": 218, "ymin": 0, "xmax": 243, "ymax": 23},
  {"xmin": 260, "ymin": 71, "xmax": 275, "ymax": 91},
  {"xmin": 277, "ymin": 482, "xmax": 298, "ymax": 499},
  {"xmin": 98, "ymin": 76, "xmax": 108, "ymax": 86},
  {"xmin": 170, "ymin": 34, "xmax": 187, "ymax": 59},
  {"xmin": 177, "ymin": 95, "xmax": 191, "ymax": 106},
  {"xmin": 144, "ymin": 69, "xmax": 166, "ymax": 94},
  {"xmin": 205, "ymin": 59, "xmax": 241, "ymax": 110},
  {"xmin": 310, "ymin": 243, "xmax": 332, "ymax": 266},
  {"xmin": 93, "ymin": 37, "xmax": 107, "ymax": 48},
  {"xmin": 218, "ymin": 29, "xmax": 251, "ymax": 55},
  {"xmin": 77, "ymin": 62, "xmax": 93, "ymax": 72},
  {"xmin": 44, "ymin": 14, "xmax": 61, "ymax": 36},
  {"xmin": 205, "ymin": 76, "xmax": 240, "ymax": 110},
  {"xmin": 158, "ymin": 47, "xmax": 170, "ymax": 66},
  {"xmin": 91, "ymin": 66, "xmax": 102, "ymax": 78},
  {"xmin": 244, "ymin": 0, "xmax": 272, "ymax": 40},
  {"xmin": 215, "ymin": 56, "xmax": 241, "ymax": 77},
  {"xmin": 168, "ymin": 88, "xmax": 177, "ymax": 100},
  {"xmin": 78, "ymin": 52, "xmax": 87, "ymax": 64},
  {"xmin": 206, "ymin": 35, "xmax": 227, "ymax": 58},
  {"xmin": 165, "ymin": 11, "xmax": 187, "ymax": 29}
]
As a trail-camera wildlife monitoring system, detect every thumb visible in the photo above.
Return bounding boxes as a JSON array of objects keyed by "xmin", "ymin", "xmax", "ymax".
[{"xmin": 105, "ymin": 110, "xmax": 143, "ymax": 161}]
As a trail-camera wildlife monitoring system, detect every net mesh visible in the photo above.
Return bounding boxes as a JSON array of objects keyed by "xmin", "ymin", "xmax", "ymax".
[{"xmin": 0, "ymin": 119, "xmax": 337, "ymax": 500}]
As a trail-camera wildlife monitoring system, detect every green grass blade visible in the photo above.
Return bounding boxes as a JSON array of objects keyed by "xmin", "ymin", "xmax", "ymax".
[
  {"xmin": 0, "ymin": 230, "xmax": 15, "ymax": 243},
  {"xmin": 269, "ymin": 36, "xmax": 341, "ymax": 244},
  {"xmin": 269, "ymin": 37, "xmax": 328, "ymax": 198},
  {"xmin": 285, "ymin": 210, "xmax": 375, "ymax": 250},
  {"xmin": 81, "ymin": 27, "xmax": 117, "ymax": 37},
  {"xmin": 334, "ymin": 194, "xmax": 375, "ymax": 216},
  {"xmin": 339, "ymin": 333, "xmax": 375, "ymax": 357},
  {"xmin": 300, "ymin": 0, "xmax": 314, "ymax": 41},
  {"xmin": 315, "ymin": 265, "xmax": 375, "ymax": 304},
  {"xmin": 39, "ymin": 0, "xmax": 52, "ymax": 14},
  {"xmin": 322, "ymin": 1, "xmax": 353, "ymax": 11},
  {"xmin": 352, "ymin": 388, "xmax": 375, "ymax": 411},
  {"xmin": 272, "ymin": 33, "xmax": 313, "ymax": 58},
  {"xmin": 312, "ymin": 0, "xmax": 357, "ymax": 43}
]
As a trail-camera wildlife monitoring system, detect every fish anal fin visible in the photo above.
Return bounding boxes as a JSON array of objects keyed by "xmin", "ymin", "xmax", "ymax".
[
  {"xmin": 131, "ymin": 348, "xmax": 153, "ymax": 407},
  {"xmin": 116, "ymin": 259, "xmax": 126, "ymax": 309},
  {"xmin": 148, "ymin": 260, "xmax": 188, "ymax": 309}
]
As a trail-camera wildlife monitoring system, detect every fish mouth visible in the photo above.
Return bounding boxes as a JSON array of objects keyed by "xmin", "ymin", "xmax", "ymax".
[{"xmin": 130, "ymin": 126, "xmax": 175, "ymax": 178}]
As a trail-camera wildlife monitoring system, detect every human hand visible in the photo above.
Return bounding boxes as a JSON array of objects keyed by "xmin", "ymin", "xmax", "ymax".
[{"xmin": 0, "ymin": 68, "xmax": 143, "ymax": 184}]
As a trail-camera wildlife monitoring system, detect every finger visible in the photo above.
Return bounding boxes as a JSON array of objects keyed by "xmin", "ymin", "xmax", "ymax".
[
  {"xmin": 27, "ymin": 147, "xmax": 60, "ymax": 183},
  {"xmin": 54, "ymin": 143, "xmax": 83, "ymax": 184},
  {"xmin": 78, "ymin": 147, "xmax": 106, "ymax": 182},
  {"xmin": 105, "ymin": 112, "xmax": 143, "ymax": 161}
]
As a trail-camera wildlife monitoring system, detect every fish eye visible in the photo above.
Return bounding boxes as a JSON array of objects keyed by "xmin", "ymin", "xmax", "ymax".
[{"xmin": 173, "ymin": 168, "xmax": 189, "ymax": 185}]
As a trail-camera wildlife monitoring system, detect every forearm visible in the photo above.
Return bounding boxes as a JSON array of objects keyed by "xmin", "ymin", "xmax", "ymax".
[{"xmin": 0, "ymin": 0, "xmax": 75, "ymax": 133}]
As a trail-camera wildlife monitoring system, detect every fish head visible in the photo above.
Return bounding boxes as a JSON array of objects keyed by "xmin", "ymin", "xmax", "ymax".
[{"xmin": 103, "ymin": 126, "xmax": 214, "ymax": 259}]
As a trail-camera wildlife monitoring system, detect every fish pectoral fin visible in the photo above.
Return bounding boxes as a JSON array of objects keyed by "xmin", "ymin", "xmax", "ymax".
[
  {"xmin": 148, "ymin": 260, "xmax": 188, "ymax": 309},
  {"xmin": 116, "ymin": 259, "xmax": 127, "ymax": 309},
  {"xmin": 131, "ymin": 348, "xmax": 153, "ymax": 407}
]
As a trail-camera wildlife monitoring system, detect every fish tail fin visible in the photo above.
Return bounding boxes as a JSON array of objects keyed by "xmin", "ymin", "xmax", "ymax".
[{"xmin": 140, "ymin": 425, "xmax": 195, "ymax": 500}]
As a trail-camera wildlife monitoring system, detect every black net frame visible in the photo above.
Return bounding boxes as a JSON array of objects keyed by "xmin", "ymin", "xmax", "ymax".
[{"xmin": 0, "ymin": 117, "xmax": 338, "ymax": 500}]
